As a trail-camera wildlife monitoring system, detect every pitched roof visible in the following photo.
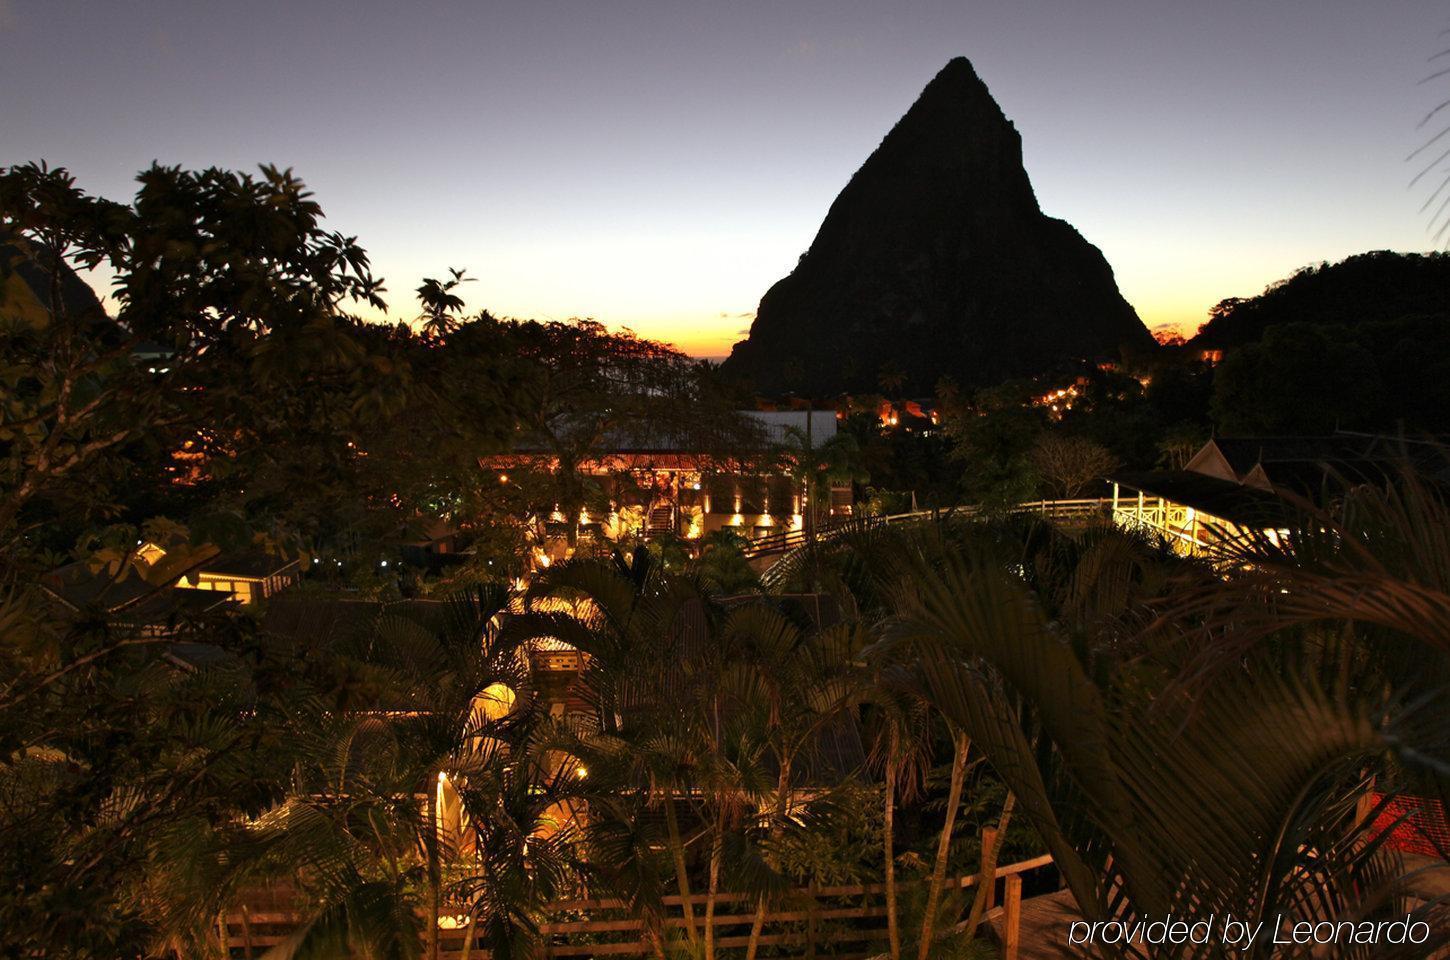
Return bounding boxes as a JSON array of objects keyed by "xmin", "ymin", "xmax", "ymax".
[
  {"xmin": 198, "ymin": 549, "xmax": 301, "ymax": 580},
  {"xmin": 39, "ymin": 559, "xmax": 234, "ymax": 627},
  {"xmin": 1193, "ymin": 434, "xmax": 1450, "ymax": 495},
  {"xmin": 40, "ymin": 563, "xmax": 164, "ymax": 614},
  {"xmin": 1204, "ymin": 436, "xmax": 1384, "ymax": 478},
  {"xmin": 112, "ymin": 588, "xmax": 235, "ymax": 627}
]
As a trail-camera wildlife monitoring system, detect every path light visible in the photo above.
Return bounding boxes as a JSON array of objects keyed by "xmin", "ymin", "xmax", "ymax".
[{"xmin": 437, "ymin": 915, "xmax": 471, "ymax": 929}]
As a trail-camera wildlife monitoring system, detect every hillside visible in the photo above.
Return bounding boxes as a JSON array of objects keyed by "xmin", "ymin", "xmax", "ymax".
[{"xmin": 1192, "ymin": 251, "xmax": 1450, "ymax": 349}]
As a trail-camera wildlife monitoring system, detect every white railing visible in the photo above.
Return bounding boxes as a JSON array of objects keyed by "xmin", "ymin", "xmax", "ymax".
[
  {"xmin": 744, "ymin": 499, "xmax": 1109, "ymax": 559},
  {"xmin": 752, "ymin": 499, "xmax": 1112, "ymax": 588}
]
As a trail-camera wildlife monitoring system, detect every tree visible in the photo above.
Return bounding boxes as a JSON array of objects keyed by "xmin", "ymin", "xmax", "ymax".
[
  {"xmin": 1210, "ymin": 323, "xmax": 1383, "ymax": 434},
  {"xmin": 886, "ymin": 516, "xmax": 1449, "ymax": 959},
  {"xmin": 939, "ymin": 382, "xmax": 1042, "ymax": 510},
  {"xmin": 0, "ymin": 604, "xmax": 316, "ymax": 958},
  {"xmin": 0, "ymin": 161, "xmax": 393, "ymax": 571},
  {"xmin": 861, "ymin": 674, "xmax": 932, "ymax": 960},
  {"xmin": 513, "ymin": 549, "xmax": 728, "ymax": 950},
  {"xmin": 878, "ymin": 365, "xmax": 907, "ymax": 398},
  {"xmin": 1193, "ymin": 252, "xmax": 1450, "ymax": 350},
  {"xmin": 694, "ymin": 528, "xmax": 760, "ymax": 594},
  {"xmin": 1028, "ymin": 434, "xmax": 1117, "ymax": 500},
  {"xmin": 416, "ymin": 268, "xmax": 473, "ymax": 340},
  {"xmin": 136, "ymin": 587, "xmax": 566, "ymax": 960}
]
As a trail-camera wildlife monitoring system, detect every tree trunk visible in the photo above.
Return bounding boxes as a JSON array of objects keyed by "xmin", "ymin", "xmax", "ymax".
[
  {"xmin": 665, "ymin": 796, "xmax": 700, "ymax": 945},
  {"xmin": 963, "ymin": 790, "xmax": 1017, "ymax": 941},
  {"xmin": 746, "ymin": 757, "xmax": 793, "ymax": 960},
  {"xmin": 458, "ymin": 906, "xmax": 479, "ymax": 960},
  {"xmin": 806, "ymin": 406, "xmax": 814, "ymax": 553},
  {"xmin": 425, "ymin": 774, "xmax": 442, "ymax": 960},
  {"xmin": 705, "ymin": 807, "xmax": 725, "ymax": 960},
  {"xmin": 885, "ymin": 750, "xmax": 901, "ymax": 960},
  {"xmin": 807, "ymin": 876, "xmax": 819, "ymax": 959},
  {"xmin": 240, "ymin": 904, "xmax": 254, "ymax": 960},
  {"xmin": 745, "ymin": 900, "xmax": 768, "ymax": 960},
  {"xmin": 918, "ymin": 730, "xmax": 970, "ymax": 960}
]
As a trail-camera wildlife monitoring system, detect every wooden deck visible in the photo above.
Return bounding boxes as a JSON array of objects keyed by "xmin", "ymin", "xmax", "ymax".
[{"xmin": 990, "ymin": 888, "xmax": 1088, "ymax": 959}]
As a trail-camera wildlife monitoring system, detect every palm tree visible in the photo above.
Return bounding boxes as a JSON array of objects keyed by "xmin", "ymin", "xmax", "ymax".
[
  {"xmin": 861, "ymin": 671, "xmax": 932, "ymax": 960},
  {"xmin": 917, "ymin": 722, "xmax": 972, "ymax": 960},
  {"xmin": 509, "ymin": 548, "xmax": 711, "ymax": 948},
  {"xmin": 446, "ymin": 716, "xmax": 594, "ymax": 960},
  {"xmin": 883, "ymin": 509, "xmax": 1450, "ymax": 959},
  {"xmin": 878, "ymin": 365, "xmax": 907, "ymax": 399},
  {"xmin": 705, "ymin": 607, "xmax": 863, "ymax": 960},
  {"xmin": 145, "ymin": 586, "xmax": 537, "ymax": 960}
]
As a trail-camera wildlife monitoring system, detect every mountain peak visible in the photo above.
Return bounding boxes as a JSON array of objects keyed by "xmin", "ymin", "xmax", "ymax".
[{"xmin": 720, "ymin": 58, "xmax": 1152, "ymax": 397}]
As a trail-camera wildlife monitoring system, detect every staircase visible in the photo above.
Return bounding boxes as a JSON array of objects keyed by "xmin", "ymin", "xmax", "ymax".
[{"xmin": 646, "ymin": 504, "xmax": 675, "ymax": 537}]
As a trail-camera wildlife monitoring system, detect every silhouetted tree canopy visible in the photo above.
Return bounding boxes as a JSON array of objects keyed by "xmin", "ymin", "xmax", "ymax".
[
  {"xmin": 1210, "ymin": 324, "xmax": 1383, "ymax": 435},
  {"xmin": 1193, "ymin": 251, "xmax": 1450, "ymax": 349}
]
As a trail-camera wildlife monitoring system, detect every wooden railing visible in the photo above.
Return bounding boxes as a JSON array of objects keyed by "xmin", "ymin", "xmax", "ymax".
[
  {"xmin": 220, "ymin": 845, "xmax": 1056, "ymax": 959},
  {"xmin": 742, "ymin": 499, "xmax": 1109, "ymax": 561}
]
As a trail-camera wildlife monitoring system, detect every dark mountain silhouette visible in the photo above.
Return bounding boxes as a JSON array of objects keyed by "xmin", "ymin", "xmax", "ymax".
[
  {"xmin": 0, "ymin": 232, "xmax": 107, "ymax": 323},
  {"xmin": 721, "ymin": 57, "xmax": 1153, "ymax": 397},
  {"xmin": 1192, "ymin": 251, "xmax": 1450, "ymax": 350}
]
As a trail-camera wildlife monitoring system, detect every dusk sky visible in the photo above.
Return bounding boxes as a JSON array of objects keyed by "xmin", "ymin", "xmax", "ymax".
[{"xmin": 4, "ymin": 0, "xmax": 1446, "ymax": 355}]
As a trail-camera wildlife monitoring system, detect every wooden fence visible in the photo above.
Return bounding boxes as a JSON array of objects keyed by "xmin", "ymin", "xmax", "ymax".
[{"xmin": 220, "ymin": 845, "xmax": 1055, "ymax": 959}]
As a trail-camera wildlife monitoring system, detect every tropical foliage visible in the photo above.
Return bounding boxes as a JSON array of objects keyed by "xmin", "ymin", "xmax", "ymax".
[{"xmin": 3, "ymin": 159, "xmax": 1448, "ymax": 959}]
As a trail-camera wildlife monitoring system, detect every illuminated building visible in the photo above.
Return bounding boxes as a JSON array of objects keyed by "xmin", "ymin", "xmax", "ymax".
[
  {"xmin": 484, "ymin": 409, "xmax": 852, "ymax": 557},
  {"xmin": 1110, "ymin": 434, "xmax": 1439, "ymax": 555}
]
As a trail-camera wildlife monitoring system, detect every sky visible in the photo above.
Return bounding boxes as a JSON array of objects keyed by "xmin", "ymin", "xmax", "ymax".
[{"xmin": 3, "ymin": 0, "xmax": 1447, "ymax": 356}]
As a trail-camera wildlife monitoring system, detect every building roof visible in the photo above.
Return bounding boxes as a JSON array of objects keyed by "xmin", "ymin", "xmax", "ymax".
[
  {"xmin": 113, "ymin": 588, "xmax": 235, "ymax": 627},
  {"xmin": 40, "ymin": 559, "xmax": 234, "ymax": 626},
  {"xmin": 1112, "ymin": 470, "xmax": 1299, "ymax": 528},
  {"xmin": 1203, "ymin": 436, "xmax": 1383, "ymax": 478},
  {"xmin": 198, "ymin": 549, "xmax": 301, "ymax": 580},
  {"xmin": 505, "ymin": 409, "xmax": 833, "ymax": 457},
  {"xmin": 40, "ymin": 562, "xmax": 165, "ymax": 614},
  {"xmin": 1189, "ymin": 435, "xmax": 1448, "ymax": 493},
  {"xmin": 742, "ymin": 410, "xmax": 839, "ymax": 446}
]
